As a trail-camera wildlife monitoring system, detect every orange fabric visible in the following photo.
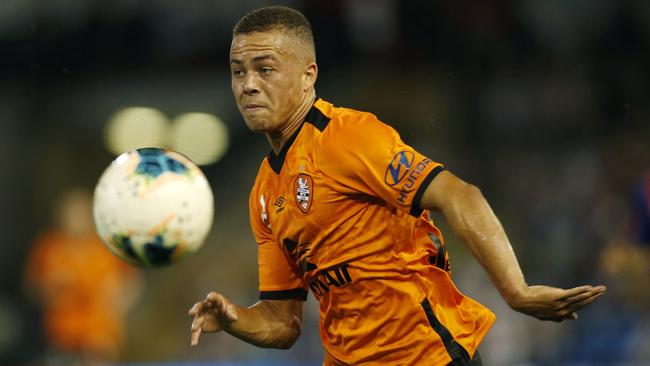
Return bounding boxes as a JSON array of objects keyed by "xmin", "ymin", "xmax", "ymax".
[
  {"xmin": 26, "ymin": 231, "xmax": 136, "ymax": 357},
  {"xmin": 249, "ymin": 99, "xmax": 495, "ymax": 365}
]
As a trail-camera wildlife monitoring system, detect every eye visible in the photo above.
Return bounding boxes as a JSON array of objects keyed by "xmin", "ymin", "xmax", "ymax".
[
  {"xmin": 260, "ymin": 67, "xmax": 273, "ymax": 75},
  {"xmin": 232, "ymin": 69, "xmax": 244, "ymax": 77}
]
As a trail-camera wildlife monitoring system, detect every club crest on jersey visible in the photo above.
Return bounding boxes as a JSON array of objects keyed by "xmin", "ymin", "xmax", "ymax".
[
  {"xmin": 294, "ymin": 174, "xmax": 313, "ymax": 214},
  {"xmin": 385, "ymin": 150, "xmax": 415, "ymax": 186}
]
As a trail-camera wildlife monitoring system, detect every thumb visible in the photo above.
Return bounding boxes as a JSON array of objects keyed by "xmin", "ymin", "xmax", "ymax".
[{"xmin": 206, "ymin": 292, "xmax": 227, "ymax": 306}]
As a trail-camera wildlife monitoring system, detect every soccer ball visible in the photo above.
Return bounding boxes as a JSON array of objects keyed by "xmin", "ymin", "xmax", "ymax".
[{"xmin": 93, "ymin": 148, "xmax": 214, "ymax": 267}]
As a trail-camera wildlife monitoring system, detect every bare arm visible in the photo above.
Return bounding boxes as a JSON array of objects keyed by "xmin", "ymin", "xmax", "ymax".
[
  {"xmin": 189, "ymin": 292, "xmax": 303, "ymax": 349},
  {"xmin": 419, "ymin": 170, "xmax": 606, "ymax": 321}
]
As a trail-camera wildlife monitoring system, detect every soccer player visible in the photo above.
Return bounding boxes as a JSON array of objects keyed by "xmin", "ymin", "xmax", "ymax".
[
  {"xmin": 26, "ymin": 189, "xmax": 141, "ymax": 363},
  {"xmin": 189, "ymin": 6, "xmax": 606, "ymax": 365}
]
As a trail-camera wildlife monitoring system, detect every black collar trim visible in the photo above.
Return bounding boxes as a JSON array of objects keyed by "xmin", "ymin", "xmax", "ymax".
[
  {"xmin": 267, "ymin": 120, "xmax": 305, "ymax": 174},
  {"xmin": 304, "ymin": 101, "xmax": 331, "ymax": 132},
  {"xmin": 266, "ymin": 98, "xmax": 331, "ymax": 175}
]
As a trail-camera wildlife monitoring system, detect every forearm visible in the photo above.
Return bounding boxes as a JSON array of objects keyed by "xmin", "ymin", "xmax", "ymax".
[
  {"xmin": 440, "ymin": 183, "xmax": 527, "ymax": 305},
  {"xmin": 226, "ymin": 300, "xmax": 302, "ymax": 349},
  {"xmin": 419, "ymin": 171, "xmax": 606, "ymax": 321}
]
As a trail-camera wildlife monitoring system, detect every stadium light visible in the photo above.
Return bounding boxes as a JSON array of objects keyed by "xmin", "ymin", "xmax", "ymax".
[
  {"xmin": 104, "ymin": 107, "xmax": 170, "ymax": 156},
  {"xmin": 169, "ymin": 112, "xmax": 229, "ymax": 166}
]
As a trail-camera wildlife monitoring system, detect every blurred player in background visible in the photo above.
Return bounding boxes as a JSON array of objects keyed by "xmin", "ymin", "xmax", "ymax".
[
  {"xmin": 189, "ymin": 6, "xmax": 606, "ymax": 365},
  {"xmin": 587, "ymin": 170, "xmax": 650, "ymax": 362},
  {"xmin": 601, "ymin": 171, "xmax": 650, "ymax": 305},
  {"xmin": 25, "ymin": 189, "xmax": 141, "ymax": 366}
]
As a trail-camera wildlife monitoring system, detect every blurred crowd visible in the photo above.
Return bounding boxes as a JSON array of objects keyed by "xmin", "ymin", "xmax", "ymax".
[{"xmin": 1, "ymin": 0, "xmax": 649, "ymax": 365}]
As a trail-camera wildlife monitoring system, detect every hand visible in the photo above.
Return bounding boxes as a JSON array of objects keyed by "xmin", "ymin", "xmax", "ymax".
[
  {"xmin": 509, "ymin": 285, "xmax": 606, "ymax": 322},
  {"xmin": 188, "ymin": 292, "xmax": 238, "ymax": 346}
]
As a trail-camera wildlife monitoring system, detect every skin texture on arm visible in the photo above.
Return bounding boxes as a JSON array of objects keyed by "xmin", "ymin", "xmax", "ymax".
[
  {"xmin": 419, "ymin": 170, "xmax": 606, "ymax": 321},
  {"xmin": 189, "ymin": 292, "xmax": 303, "ymax": 349}
]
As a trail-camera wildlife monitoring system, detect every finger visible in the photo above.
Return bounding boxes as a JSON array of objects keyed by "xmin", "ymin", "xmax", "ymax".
[
  {"xmin": 206, "ymin": 292, "xmax": 238, "ymax": 322},
  {"xmin": 191, "ymin": 314, "xmax": 204, "ymax": 333},
  {"xmin": 558, "ymin": 285, "xmax": 595, "ymax": 300},
  {"xmin": 563, "ymin": 287, "xmax": 605, "ymax": 305},
  {"xmin": 207, "ymin": 293, "xmax": 229, "ymax": 314},
  {"xmin": 188, "ymin": 301, "xmax": 204, "ymax": 316},
  {"xmin": 190, "ymin": 316, "xmax": 204, "ymax": 346},
  {"xmin": 207, "ymin": 292, "xmax": 238, "ymax": 321},
  {"xmin": 219, "ymin": 299, "xmax": 228, "ymax": 314},
  {"xmin": 207, "ymin": 292, "xmax": 225, "ymax": 304},
  {"xmin": 189, "ymin": 299, "xmax": 213, "ymax": 316},
  {"xmin": 564, "ymin": 291, "xmax": 606, "ymax": 313},
  {"xmin": 549, "ymin": 309, "xmax": 578, "ymax": 322},
  {"xmin": 569, "ymin": 288, "xmax": 606, "ymax": 308},
  {"xmin": 190, "ymin": 327, "xmax": 202, "ymax": 346}
]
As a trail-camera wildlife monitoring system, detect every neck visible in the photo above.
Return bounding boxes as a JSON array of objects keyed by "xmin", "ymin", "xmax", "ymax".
[{"xmin": 266, "ymin": 90, "xmax": 316, "ymax": 154}]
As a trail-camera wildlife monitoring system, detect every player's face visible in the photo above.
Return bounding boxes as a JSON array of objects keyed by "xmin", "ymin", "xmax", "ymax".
[{"xmin": 230, "ymin": 30, "xmax": 312, "ymax": 134}]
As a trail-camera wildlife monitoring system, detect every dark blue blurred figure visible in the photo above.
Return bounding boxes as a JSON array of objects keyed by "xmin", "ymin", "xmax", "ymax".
[
  {"xmin": 569, "ymin": 171, "xmax": 650, "ymax": 364},
  {"xmin": 631, "ymin": 172, "xmax": 650, "ymax": 246}
]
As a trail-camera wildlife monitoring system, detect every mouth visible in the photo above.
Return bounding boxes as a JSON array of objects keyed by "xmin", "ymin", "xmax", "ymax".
[{"xmin": 244, "ymin": 104, "xmax": 265, "ymax": 111}]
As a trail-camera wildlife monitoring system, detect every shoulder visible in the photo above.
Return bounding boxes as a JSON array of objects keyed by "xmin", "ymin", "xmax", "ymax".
[
  {"xmin": 249, "ymin": 159, "xmax": 271, "ymax": 207},
  {"xmin": 314, "ymin": 99, "xmax": 398, "ymax": 144}
]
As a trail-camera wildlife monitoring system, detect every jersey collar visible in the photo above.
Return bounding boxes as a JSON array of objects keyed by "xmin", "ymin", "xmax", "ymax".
[{"xmin": 266, "ymin": 97, "xmax": 329, "ymax": 175}]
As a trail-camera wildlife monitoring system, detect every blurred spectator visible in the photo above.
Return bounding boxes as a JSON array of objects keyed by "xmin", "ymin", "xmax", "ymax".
[
  {"xmin": 600, "ymin": 170, "xmax": 650, "ymax": 309},
  {"xmin": 567, "ymin": 171, "xmax": 650, "ymax": 363},
  {"xmin": 24, "ymin": 189, "xmax": 142, "ymax": 365},
  {"xmin": 630, "ymin": 171, "xmax": 650, "ymax": 246}
]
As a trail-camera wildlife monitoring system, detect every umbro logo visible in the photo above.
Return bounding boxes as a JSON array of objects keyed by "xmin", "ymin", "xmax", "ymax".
[{"xmin": 274, "ymin": 196, "xmax": 286, "ymax": 213}]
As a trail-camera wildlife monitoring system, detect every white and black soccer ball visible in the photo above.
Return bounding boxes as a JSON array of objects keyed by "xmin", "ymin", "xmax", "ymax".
[{"xmin": 93, "ymin": 148, "xmax": 214, "ymax": 267}]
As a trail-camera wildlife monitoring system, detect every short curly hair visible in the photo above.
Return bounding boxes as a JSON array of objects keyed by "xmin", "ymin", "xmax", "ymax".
[{"xmin": 233, "ymin": 6, "xmax": 315, "ymax": 52}]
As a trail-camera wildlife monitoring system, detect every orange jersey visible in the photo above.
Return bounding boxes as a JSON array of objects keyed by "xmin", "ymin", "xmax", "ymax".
[
  {"xmin": 26, "ymin": 231, "xmax": 137, "ymax": 356},
  {"xmin": 249, "ymin": 98, "xmax": 495, "ymax": 365}
]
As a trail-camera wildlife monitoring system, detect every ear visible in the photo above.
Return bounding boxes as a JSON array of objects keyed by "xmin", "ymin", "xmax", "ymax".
[{"xmin": 303, "ymin": 62, "xmax": 318, "ymax": 92}]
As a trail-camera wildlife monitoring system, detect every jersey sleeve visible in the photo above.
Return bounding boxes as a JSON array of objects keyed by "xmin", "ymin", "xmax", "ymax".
[
  {"xmin": 318, "ymin": 113, "xmax": 444, "ymax": 216},
  {"xmin": 249, "ymin": 189, "xmax": 308, "ymax": 301}
]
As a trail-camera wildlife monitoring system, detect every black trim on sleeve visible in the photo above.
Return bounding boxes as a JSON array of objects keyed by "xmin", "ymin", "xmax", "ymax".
[
  {"xmin": 409, "ymin": 165, "xmax": 446, "ymax": 217},
  {"xmin": 259, "ymin": 288, "xmax": 308, "ymax": 301}
]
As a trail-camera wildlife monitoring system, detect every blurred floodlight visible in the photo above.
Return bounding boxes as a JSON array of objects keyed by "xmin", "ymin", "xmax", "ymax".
[
  {"xmin": 170, "ymin": 113, "xmax": 229, "ymax": 166},
  {"xmin": 104, "ymin": 107, "xmax": 169, "ymax": 156}
]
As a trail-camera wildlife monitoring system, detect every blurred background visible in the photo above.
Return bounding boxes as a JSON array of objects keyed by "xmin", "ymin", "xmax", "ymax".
[{"xmin": 1, "ymin": 0, "xmax": 649, "ymax": 365}]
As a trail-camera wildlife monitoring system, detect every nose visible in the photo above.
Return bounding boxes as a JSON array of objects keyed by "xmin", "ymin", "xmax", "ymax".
[{"xmin": 242, "ymin": 73, "xmax": 259, "ymax": 96}]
